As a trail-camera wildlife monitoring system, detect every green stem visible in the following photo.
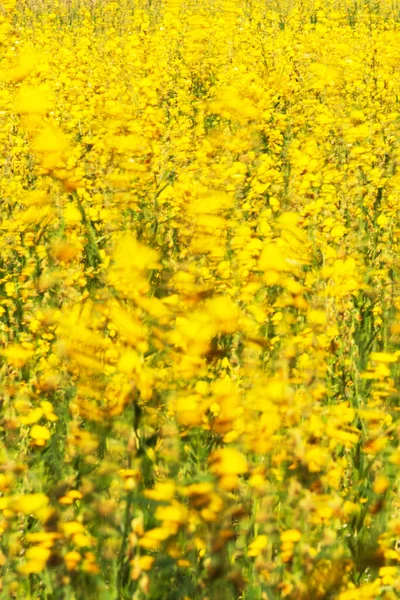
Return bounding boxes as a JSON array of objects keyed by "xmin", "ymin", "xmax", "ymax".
[
  {"xmin": 72, "ymin": 192, "xmax": 103, "ymax": 267},
  {"xmin": 116, "ymin": 489, "xmax": 134, "ymax": 599}
]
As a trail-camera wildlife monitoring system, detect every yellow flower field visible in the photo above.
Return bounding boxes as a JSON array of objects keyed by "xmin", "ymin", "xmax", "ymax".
[{"xmin": 1, "ymin": 0, "xmax": 400, "ymax": 597}]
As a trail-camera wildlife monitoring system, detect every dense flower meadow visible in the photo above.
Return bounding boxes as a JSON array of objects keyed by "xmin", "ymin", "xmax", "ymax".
[{"xmin": 2, "ymin": 0, "xmax": 400, "ymax": 597}]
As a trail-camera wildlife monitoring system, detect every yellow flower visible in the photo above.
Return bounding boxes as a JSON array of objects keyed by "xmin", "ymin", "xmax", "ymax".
[
  {"xmin": 73, "ymin": 533, "xmax": 93, "ymax": 548},
  {"xmin": 155, "ymin": 502, "xmax": 188, "ymax": 525},
  {"xmin": 63, "ymin": 203, "xmax": 82, "ymax": 226},
  {"xmin": 138, "ymin": 527, "xmax": 173, "ymax": 550},
  {"xmin": 15, "ymin": 86, "xmax": 52, "ymax": 115},
  {"xmin": 373, "ymin": 475, "xmax": 389, "ymax": 495},
  {"xmin": 174, "ymin": 394, "xmax": 203, "ymax": 426},
  {"xmin": 370, "ymin": 352, "xmax": 398, "ymax": 363},
  {"xmin": 65, "ymin": 550, "xmax": 81, "ymax": 571},
  {"xmin": 40, "ymin": 401, "xmax": 58, "ymax": 422},
  {"xmin": 280, "ymin": 529, "xmax": 302, "ymax": 543},
  {"xmin": 258, "ymin": 243, "xmax": 289, "ymax": 273},
  {"xmin": 209, "ymin": 447, "xmax": 248, "ymax": 476},
  {"xmin": 248, "ymin": 535, "xmax": 268, "ymax": 557},
  {"xmin": 144, "ymin": 481, "xmax": 176, "ymax": 501},
  {"xmin": 7, "ymin": 49, "xmax": 38, "ymax": 82},
  {"xmin": 137, "ymin": 556, "xmax": 155, "ymax": 571},
  {"xmin": 30, "ymin": 425, "xmax": 51, "ymax": 446},
  {"xmin": 1, "ymin": 345, "xmax": 33, "ymax": 367},
  {"xmin": 308, "ymin": 309, "xmax": 327, "ymax": 326},
  {"xmin": 18, "ymin": 558, "xmax": 47, "ymax": 575},
  {"xmin": 59, "ymin": 490, "xmax": 83, "ymax": 505},
  {"xmin": 62, "ymin": 522, "xmax": 85, "ymax": 536},
  {"xmin": 13, "ymin": 493, "xmax": 49, "ymax": 515},
  {"xmin": 19, "ymin": 407, "xmax": 44, "ymax": 425},
  {"xmin": 25, "ymin": 546, "xmax": 51, "ymax": 562},
  {"xmin": 206, "ymin": 296, "xmax": 240, "ymax": 333}
]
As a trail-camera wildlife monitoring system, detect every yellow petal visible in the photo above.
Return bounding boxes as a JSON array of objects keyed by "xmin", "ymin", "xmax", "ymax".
[
  {"xmin": 30, "ymin": 425, "xmax": 51, "ymax": 441},
  {"xmin": 13, "ymin": 493, "xmax": 49, "ymax": 515},
  {"xmin": 280, "ymin": 529, "xmax": 302, "ymax": 543},
  {"xmin": 209, "ymin": 447, "xmax": 248, "ymax": 476},
  {"xmin": 1, "ymin": 345, "xmax": 33, "ymax": 367}
]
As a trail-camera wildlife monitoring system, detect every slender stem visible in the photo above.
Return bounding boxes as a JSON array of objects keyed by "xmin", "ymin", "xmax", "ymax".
[
  {"xmin": 116, "ymin": 489, "xmax": 134, "ymax": 599},
  {"xmin": 72, "ymin": 191, "xmax": 102, "ymax": 266}
]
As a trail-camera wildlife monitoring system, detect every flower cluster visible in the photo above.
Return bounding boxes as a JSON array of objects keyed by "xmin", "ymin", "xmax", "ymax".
[{"xmin": 0, "ymin": 0, "xmax": 400, "ymax": 598}]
